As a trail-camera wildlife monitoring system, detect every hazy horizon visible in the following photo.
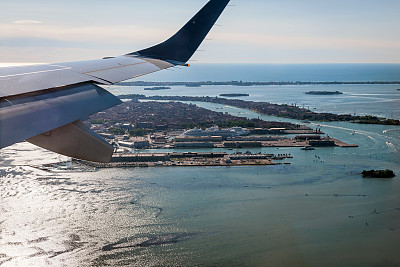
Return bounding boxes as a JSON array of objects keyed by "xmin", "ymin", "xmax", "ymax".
[{"xmin": 1, "ymin": 0, "xmax": 400, "ymax": 64}]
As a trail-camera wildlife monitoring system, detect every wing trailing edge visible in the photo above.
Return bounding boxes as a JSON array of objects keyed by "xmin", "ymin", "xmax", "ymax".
[
  {"xmin": 0, "ymin": 0, "xmax": 231, "ymax": 162},
  {"xmin": 0, "ymin": 83, "xmax": 121, "ymax": 150},
  {"xmin": 28, "ymin": 121, "xmax": 114, "ymax": 163}
]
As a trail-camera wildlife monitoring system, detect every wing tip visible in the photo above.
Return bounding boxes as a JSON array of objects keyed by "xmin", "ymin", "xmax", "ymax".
[{"xmin": 127, "ymin": 0, "xmax": 231, "ymax": 63}]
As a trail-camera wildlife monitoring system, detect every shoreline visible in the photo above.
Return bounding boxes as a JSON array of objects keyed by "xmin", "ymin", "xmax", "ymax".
[
  {"xmin": 117, "ymin": 81, "xmax": 400, "ymax": 86},
  {"xmin": 118, "ymin": 95, "xmax": 400, "ymax": 125}
]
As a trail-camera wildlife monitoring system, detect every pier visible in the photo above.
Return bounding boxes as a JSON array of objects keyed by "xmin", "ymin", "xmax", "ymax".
[
  {"xmin": 331, "ymin": 138, "xmax": 359, "ymax": 147},
  {"xmin": 75, "ymin": 152, "xmax": 285, "ymax": 168}
]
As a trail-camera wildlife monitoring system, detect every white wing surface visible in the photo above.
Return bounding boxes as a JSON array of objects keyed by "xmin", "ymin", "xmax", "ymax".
[{"xmin": 0, "ymin": 0, "xmax": 230, "ymax": 162}]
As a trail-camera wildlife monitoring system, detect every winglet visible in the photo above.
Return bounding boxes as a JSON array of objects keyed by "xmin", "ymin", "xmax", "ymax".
[{"xmin": 127, "ymin": 0, "xmax": 230, "ymax": 64}]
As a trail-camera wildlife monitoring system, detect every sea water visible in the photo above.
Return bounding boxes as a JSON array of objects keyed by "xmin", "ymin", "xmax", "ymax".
[
  {"xmin": 109, "ymin": 63, "xmax": 400, "ymax": 120},
  {"xmin": 0, "ymin": 64, "xmax": 399, "ymax": 266}
]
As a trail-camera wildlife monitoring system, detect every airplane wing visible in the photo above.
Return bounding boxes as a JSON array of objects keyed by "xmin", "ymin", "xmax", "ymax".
[{"xmin": 0, "ymin": 0, "xmax": 230, "ymax": 162}]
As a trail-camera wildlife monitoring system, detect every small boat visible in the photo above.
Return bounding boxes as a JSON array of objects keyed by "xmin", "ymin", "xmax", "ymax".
[{"xmin": 301, "ymin": 147, "xmax": 315, "ymax": 150}]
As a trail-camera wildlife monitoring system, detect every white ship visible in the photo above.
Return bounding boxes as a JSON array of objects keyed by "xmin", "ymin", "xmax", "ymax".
[{"xmin": 182, "ymin": 126, "xmax": 250, "ymax": 138}]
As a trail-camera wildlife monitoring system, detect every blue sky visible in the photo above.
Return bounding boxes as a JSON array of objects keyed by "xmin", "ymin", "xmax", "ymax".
[{"xmin": 1, "ymin": 0, "xmax": 400, "ymax": 64}]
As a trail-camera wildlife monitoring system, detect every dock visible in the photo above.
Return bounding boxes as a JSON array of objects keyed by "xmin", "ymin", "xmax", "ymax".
[
  {"xmin": 331, "ymin": 138, "xmax": 359, "ymax": 147},
  {"xmin": 75, "ymin": 152, "xmax": 283, "ymax": 168}
]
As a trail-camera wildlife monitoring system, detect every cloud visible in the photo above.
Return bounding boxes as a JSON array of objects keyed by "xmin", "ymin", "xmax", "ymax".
[
  {"xmin": 216, "ymin": 32, "xmax": 400, "ymax": 50},
  {"xmin": 0, "ymin": 23, "xmax": 169, "ymax": 47},
  {"xmin": 12, "ymin": 20, "xmax": 43, "ymax": 25}
]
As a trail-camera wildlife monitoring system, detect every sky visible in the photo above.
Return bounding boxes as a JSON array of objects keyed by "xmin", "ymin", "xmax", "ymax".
[{"xmin": 1, "ymin": 0, "xmax": 400, "ymax": 64}]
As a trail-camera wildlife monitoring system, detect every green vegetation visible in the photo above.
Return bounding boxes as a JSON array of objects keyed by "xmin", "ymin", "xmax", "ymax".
[
  {"xmin": 118, "ymin": 94, "xmax": 146, "ymax": 99},
  {"xmin": 129, "ymin": 129, "xmax": 150, "ymax": 137},
  {"xmin": 90, "ymin": 119, "xmax": 106, "ymax": 124},
  {"xmin": 108, "ymin": 127, "xmax": 126, "ymax": 135},
  {"xmin": 220, "ymin": 93, "xmax": 249, "ymax": 97},
  {"xmin": 353, "ymin": 116, "xmax": 400, "ymax": 125},
  {"xmin": 110, "ymin": 127, "xmax": 152, "ymax": 136},
  {"xmin": 144, "ymin": 87, "xmax": 171, "ymax": 91},
  {"xmin": 361, "ymin": 169, "xmax": 396, "ymax": 178}
]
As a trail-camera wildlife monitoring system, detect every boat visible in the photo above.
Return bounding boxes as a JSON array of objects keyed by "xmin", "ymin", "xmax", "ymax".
[{"xmin": 301, "ymin": 147, "xmax": 315, "ymax": 150}]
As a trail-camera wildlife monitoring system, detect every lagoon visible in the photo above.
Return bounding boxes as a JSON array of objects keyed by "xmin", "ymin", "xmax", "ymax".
[{"xmin": 1, "ymin": 64, "xmax": 399, "ymax": 266}]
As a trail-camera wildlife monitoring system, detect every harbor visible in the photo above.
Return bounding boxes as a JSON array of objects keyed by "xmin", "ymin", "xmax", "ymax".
[
  {"xmin": 74, "ymin": 152, "xmax": 292, "ymax": 168},
  {"xmin": 1, "ymin": 81, "xmax": 399, "ymax": 266}
]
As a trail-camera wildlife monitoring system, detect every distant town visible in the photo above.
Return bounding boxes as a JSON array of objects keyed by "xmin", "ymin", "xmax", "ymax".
[
  {"xmin": 118, "ymin": 94, "xmax": 400, "ymax": 125},
  {"xmin": 117, "ymin": 81, "xmax": 400, "ymax": 87}
]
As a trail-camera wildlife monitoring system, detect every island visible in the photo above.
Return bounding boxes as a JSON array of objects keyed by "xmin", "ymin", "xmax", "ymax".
[
  {"xmin": 144, "ymin": 87, "xmax": 171, "ymax": 91},
  {"xmin": 81, "ymin": 99, "xmax": 360, "ymax": 168},
  {"xmin": 305, "ymin": 91, "xmax": 343, "ymax": 95},
  {"xmin": 117, "ymin": 81, "xmax": 400, "ymax": 87},
  {"xmin": 117, "ymin": 94, "xmax": 400, "ymax": 125},
  {"xmin": 219, "ymin": 93, "xmax": 249, "ymax": 97},
  {"xmin": 361, "ymin": 169, "xmax": 396, "ymax": 178}
]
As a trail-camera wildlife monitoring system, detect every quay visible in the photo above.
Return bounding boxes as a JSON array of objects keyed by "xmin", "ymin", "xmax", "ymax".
[
  {"xmin": 331, "ymin": 138, "xmax": 359, "ymax": 147},
  {"xmin": 167, "ymin": 136, "xmax": 357, "ymax": 149},
  {"xmin": 74, "ymin": 152, "xmax": 288, "ymax": 168}
]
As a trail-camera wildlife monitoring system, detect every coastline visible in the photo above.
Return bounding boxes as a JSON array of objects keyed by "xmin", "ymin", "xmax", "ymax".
[
  {"xmin": 118, "ymin": 81, "xmax": 400, "ymax": 86},
  {"xmin": 1, "ymin": 89, "xmax": 399, "ymax": 267},
  {"xmin": 118, "ymin": 94, "xmax": 400, "ymax": 125}
]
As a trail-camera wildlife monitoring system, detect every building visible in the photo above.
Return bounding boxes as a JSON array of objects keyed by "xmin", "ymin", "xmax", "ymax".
[
  {"xmin": 131, "ymin": 137, "xmax": 150, "ymax": 149},
  {"xmin": 229, "ymin": 154, "xmax": 270, "ymax": 160},
  {"xmin": 227, "ymin": 136, "xmax": 278, "ymax": 141},
  {"xmin": 136, "ymin": 121, "xmax": 154, "ymax": 129},
  {"xmin": 174, "ymin": 136, "xmax": 223, "ymax": 143},
  {"xmin": 121, "ymin": 123, "xmax": 133, "ymax": 130},
  {"xmin": 98, "ymin": 133, "xmax": 115, "ymax": 139},
  {"xmin": 151, "ymin": 135, "xmax": 168, "ymax": 143},
  {"xmin": 268, "ymin": 128, "xmax": 286, "ymax": 134},
  {"xmin": 118, "ymin": 141, "xmax": 135, "ymax": 148},
  {"xmin": 249, "ymin": 128, "xmax": 286, "ymax": 135},
  {"xmin": 182, "ymin": 126, "xmax": 249, "ymax": 139},
  {"xmin": 111, "ymin": 153, "xmax": 169, "ymax": 162},
  {"xmin": 295, "ymin": 135, "xmax": 321, "ymax": 141},
  {"xmin": 173, "ymin": 142, "xmax": 215, "ymax": 148},
  {"xmin": 224, "ymin": 141, "xmax": 262, "ymax": 148},
  {"xmin": 169, "ymin": 152, "xmax": 227, "ymax": 158},
  {"xmin": 155, "ymin": 124, "xmax": 168, "ymax": 130}
]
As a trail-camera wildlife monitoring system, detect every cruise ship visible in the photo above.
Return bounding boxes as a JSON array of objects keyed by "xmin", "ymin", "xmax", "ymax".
[{"xmin": 182, "ymin": 126, "xmax": 250, "ymax": 138}]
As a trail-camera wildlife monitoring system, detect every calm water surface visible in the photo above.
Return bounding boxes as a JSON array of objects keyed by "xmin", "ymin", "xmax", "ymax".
[{"xmin": 110, "ymin": 83, "xmax": 400, "ymax": 120}]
